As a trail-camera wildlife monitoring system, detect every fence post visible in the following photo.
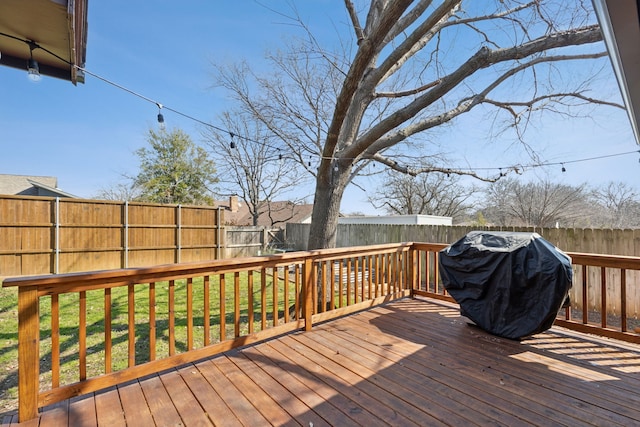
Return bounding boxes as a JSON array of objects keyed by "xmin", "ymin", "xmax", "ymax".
[
  {"xmin": 303, "ymin": 258, "xmax": 314, "ymax": 331},
  {"xmin": 53, "ymin": 197, "xmax": 60, "ymax": 274},
  {"xmin": 216, "ymin": 207, "xmax": 223, "ymax": 260},
  {"xmin": 176, "ymin": 205, "xmax": 182, "ymax": 263},
  {"xmin": 17, "ymin": 285, "xmax": 39, "ymax": 422},
  {"xmin": 262, "ymin": 227, "xmax": 268, "ymax": 252},
  {"xmin": 123, "ymin": 201, "xmax": 129, "ymax": 268}
]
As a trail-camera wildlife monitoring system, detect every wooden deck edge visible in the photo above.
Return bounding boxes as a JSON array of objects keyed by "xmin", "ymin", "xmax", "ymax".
[{"xmin": 38, "ymin": 319, "xmax": 305, "ymax": 408}]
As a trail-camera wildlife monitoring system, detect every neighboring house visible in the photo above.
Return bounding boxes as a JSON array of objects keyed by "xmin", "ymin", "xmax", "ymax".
[
  {"xmin": 216, "ymin": 196, "xmax": 313, "ymax": 227},
  {"xmin": 0, "ymin": 174, "xmax": 77, "ymax": 198}
]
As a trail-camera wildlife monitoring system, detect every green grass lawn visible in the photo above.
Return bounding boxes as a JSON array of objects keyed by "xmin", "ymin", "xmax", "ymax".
[{"xmin": 0, "ymin": 271, "xmax": 299, "ymax": 415}]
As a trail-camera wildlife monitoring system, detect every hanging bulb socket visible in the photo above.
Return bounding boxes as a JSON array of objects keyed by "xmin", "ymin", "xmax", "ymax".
[
  {"xmin": 27, "ymin": 42, "xmax": 41, "ymax": 82},
  {"xmin": 229, "ymin": 132, "xmax": 236, "ymax": 149},
  {"xmin": 561, "ymin": 163, "xmax": 566, "ymax": 173},
  {"xmin": 156, "ymin": 103, "xmax": 165, "ymax": 130}
]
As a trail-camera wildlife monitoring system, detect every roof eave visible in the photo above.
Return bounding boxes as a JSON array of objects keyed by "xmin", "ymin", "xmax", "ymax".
[{"xmin": 592, "ymin": 0, "xmax": 640, "ymax": 144}]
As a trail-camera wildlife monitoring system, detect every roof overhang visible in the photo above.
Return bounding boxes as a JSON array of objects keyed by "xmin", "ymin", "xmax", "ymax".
[
  {"xmin": 592, "ymin": 0, "xmax": 640, "ymax": 144},
  {"xmin": 0, "ymin": 0, "xmax": 88, "ymax": 84}
]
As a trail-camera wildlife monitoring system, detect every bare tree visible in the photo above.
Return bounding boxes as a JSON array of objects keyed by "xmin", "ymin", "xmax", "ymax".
[
  {"xmin": 215, "ymin": 1, "xmax": 620, "ymax": 249},
  {"xmin": 202, "ymin": 111, "xmax": 309, "ymax": 226},
  {"xmin": 93, "ymin": 182, "xmax": 141, "ymax": 201},
  {"xmin": 481, "ymin": 178, "xmax": 589, "ymax": 227},
  {"xmin": 590, "ymin": 182, "xmax": 640, "ymax": 228},
  {"xmin": 369, "ymin": 170, "xmax": 475, "ymax": 222}
]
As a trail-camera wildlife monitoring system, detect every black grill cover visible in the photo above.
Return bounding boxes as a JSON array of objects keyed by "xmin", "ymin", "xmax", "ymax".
[{"xmin": 439, "ymin": 231, "xmax": 572, "ymax": 339}]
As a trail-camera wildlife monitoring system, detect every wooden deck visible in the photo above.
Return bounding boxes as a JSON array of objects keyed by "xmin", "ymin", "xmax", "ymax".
[{"xmin": 3, "ymin": 297, "xmax": 640, "ymax": 426}]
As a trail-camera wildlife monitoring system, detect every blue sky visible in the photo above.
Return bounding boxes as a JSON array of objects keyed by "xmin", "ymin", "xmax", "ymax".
[{"xmin": 1, "ymin": 1, "xmax": 638, "ymax": 214}]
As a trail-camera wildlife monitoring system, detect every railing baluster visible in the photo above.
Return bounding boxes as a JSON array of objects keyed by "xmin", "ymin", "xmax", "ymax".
[
  {"xmin": 284, "ymin": 266, "xmax": 290, "ymax": 323},
  {"xmin": 248, "ymin": 271, "xmax": 254, "ymax": 334},
  {"xmin": 261, "ymin": 269, "xmax": 267, "ymax": 330},
  {"xmin": 321, "ymin": 261, "xmax": 327, "ymax": 313},
  {"xmin": 187, "ymin": 277, "xmax": 193, "ymax": 350},
  {"xmin": 168, "ymin": 280, "xmax": 175, "ymax": 356},
  {"xmin": 79, "ymin": 291, "xmax": 87, "ymax": 380},
  {"xmin": 149, "ymin": 283, "xmax": 156, "ymax": 361},
  {"xmin": 434, "ymin": 252, "xmax": 440, "ymax": 295},
  {"xmin": 367, "ymin": 256, "xmax": 373, "ymax": 300},
  {"xmin": 272, "ymin": 267, "xmax": 278, "ymax": 327},
  {"xmin": 234, "ymin": 272, "xmax": 241, "ymax": 336},
  {"xmin": 601, "ymin": 267, "xmax": 607, "ymax": 329},
  {"xmin": 104, "ymin": 288, "xmax": 112, "ymax": 372},
  {"xmin": 375, "ymin": 255, "xmax": 381, "ymax": 298},
  {"xmin": 347, "ymin": 258, "xmax": 352, "ymax": 306},
  {"xmin": 425, "ymin": 250, "xmax": 431, "ymax": 292},
  {"xmin": 621, "ymin": 269, "xmax": 627, "ymax": 332},
  {"xmin": 294, "ymin": 264, "xmax": 300, "ymax": 320},
  {"xmin": 333, "ymin": 261, "xmax": 339, "ymax": 308},
  {"xmin": 127, "ymin": 285, "xmax": 135, "ymax": 367},
  {"xmin": 355, "ymin": 257, "xmax": 361, "ymax": 303},
  {"xmin": 203, "ymin": 276, "xmax": 210, "ymax": 346},
  {"xmin": 51, "ymin": 294, "xmax": 60, "ymax": 388},
  {"xmin": 582, "ymin": 265, "xmax": 588, "ymax": 324},
  {"xmin": 219, "ymin": 274, "xmax": 226, "ymax": 341}
]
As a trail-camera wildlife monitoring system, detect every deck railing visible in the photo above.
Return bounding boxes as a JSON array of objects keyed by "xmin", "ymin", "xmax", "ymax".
[
  {"xmin": 2, "ymin": 242, "xmax": 417, "ymax": 422},
  {"xmin": 4, "ymin": 241, "xmax": 640, "ymax": 422}
]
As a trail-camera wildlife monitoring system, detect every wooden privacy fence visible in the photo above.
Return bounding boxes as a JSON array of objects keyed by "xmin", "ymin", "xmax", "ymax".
[
  {"xmin": 0, "ymin": 196, "xmax": 224, "ymax": 277},
  {"xmin": 286, "ymin": 223, "xmax": 640, "ymax": 257},
  {"xmin": 225, "ymin": 226, "xmax": 286, "ymax": 258}
]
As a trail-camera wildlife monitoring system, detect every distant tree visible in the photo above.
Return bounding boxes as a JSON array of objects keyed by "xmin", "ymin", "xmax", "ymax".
[
  {"xmin": 369, "ymin": 170, "xmax": 475, "ymax": 222},
  {"xmin": 482, "ymin": 178, "xmax": 589, "ymax": 227},
  {"xmin": 590, "ymin": 182, "xmax": 640, "ymax": 228},
  {"xmin": 202, "ymin": 111, "xmax": 308, "ymax": 226},
  {"xmin": 134, "ymin": 129, "xmax": 218, "ymax": 205},
  {"xmin": 93, "ymin": 182, "xmax": 141, "ymax": 201}
]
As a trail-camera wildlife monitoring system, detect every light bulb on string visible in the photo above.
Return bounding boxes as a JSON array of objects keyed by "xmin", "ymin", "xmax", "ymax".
[
  {"xmin": 27, "ymin": 42, "xmax": 41, "ymax": 82},
  {"xmin": 229, "ymin": 132, "xmax": 236, "ymax": 149},
  {"xmin": 156, "ymin": 103, "xmax": 165, "ymax": 130},
  {"xmin": 561, "ymin": 163, "xmax": 566, "ymax": 173}
]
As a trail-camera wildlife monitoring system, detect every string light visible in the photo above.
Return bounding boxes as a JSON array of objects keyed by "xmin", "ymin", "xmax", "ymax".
[{"xmin": 2, "ymin": 31, "xmax": 638, "ymax": 179}]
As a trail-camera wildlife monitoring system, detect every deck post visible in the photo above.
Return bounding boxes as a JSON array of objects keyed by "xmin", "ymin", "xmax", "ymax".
[
  {"xmin": 17, "ymin": 285, "xmax": 40, "ymax": 422},
  {"xmin": 303, "ymin": 258, "xmax": 313, "ymax": 331}
]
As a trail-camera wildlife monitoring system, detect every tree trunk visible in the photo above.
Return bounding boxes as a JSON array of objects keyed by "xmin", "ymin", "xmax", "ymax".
[{"xmin": 308, "ymin": 161, "xmax": 349, "ymax": 250}]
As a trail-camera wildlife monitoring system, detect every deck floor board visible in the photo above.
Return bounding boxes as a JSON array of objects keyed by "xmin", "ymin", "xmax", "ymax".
[{"xmin": 5, "ymin": 297, "xmax": 640, "ymax": 426}]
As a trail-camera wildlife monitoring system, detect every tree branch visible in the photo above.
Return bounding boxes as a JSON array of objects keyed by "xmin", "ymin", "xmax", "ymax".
[{"xmin": 344, "ymin": 0, "xmax": 365, "ymax": 44}]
